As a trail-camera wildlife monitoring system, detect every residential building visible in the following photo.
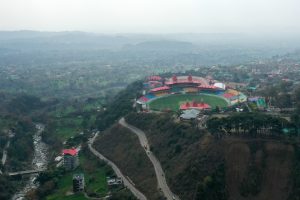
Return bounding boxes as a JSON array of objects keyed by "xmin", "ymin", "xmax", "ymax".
[
  {"xmin": 73, "ymin": 173, "xmax": 85, "ymax": 192},
  {"xmin": 63, "ymin": 148, "xmax": 79, "ymax": 170}
]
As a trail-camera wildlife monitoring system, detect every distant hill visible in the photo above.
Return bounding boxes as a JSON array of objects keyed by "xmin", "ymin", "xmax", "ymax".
[
  {"xmin": 0, "ymin": 31, "xmax": 136, "ymax": 50},
  {"xmin": 1, "ymin": 31, "xmax": 300, "ymax": 66},
  {"xmin": 124, "ymin": 40, "xmax": 195, "ymax": 52}
]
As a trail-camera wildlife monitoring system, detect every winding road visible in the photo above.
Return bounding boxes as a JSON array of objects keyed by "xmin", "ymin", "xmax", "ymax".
[
  {"xmin": 88, "ymin": 133, "xmax": 147, "ymax": 200},
  {"xmin": 119, "ymin": 118, "xmax": 180, "ymax": 200},
  {"xmin": 2, "ymin": 130, "xmax": 14, "ymax": 167},
  {"xmin": 1, "ymin": 140, "xmax": 10, "ymax": 166}
]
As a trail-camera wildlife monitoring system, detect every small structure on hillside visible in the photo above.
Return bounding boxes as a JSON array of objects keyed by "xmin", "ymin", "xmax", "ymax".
[
  {"xmin": 180, "ymin": 109, "xmax": 201, "ymax": 120},
  {"xmin": 107, "ymin": 176, "xmax": 123, "ymax": 187},
  {"xmin": 63, "ymin": 148, "xmax": 79, "ymax": 170},
  {"xmin": 248, "ymin": 96, "xmax": 267, "ymax": 110},
  {"xmin": 73, "ymin": 173, "xmax": 85, "ymax": 192}
]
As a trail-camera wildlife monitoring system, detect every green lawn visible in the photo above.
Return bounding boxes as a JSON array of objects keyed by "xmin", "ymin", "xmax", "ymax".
[
  {"xmin": 55, "ymin": 127, "xmax": 79, "ymax": 140},
  {"xmin": 51, "ymin": 117, "xmax": 84, "ymax": 140},
  {"xmin": 83, "ymin": 101, "xmax": 102, "ymax": 112},
  {"xmin": 50, "ymin": 105, "xmax": 77, "ymax": 118},
  {"xmin": 46, "ymin": 172, "xmax": 80, "ymax": 200},
  {"xmin": 47, "ymin": 194, "xmax": 87, "ymax": 200},
  {"xmin": 46, "ymin": 152, "xmax": 109, "ymax": 200},
  {"xmin": 80, "ymin": 154, "xmax": 108, "ymax": 196},
  {"xmin": 48, "ymin": 100, "xmax": 100, "ymax": 141},
  {"xmin": 148, "ymin": 94, "xmax": 228, "ymax": 111}
]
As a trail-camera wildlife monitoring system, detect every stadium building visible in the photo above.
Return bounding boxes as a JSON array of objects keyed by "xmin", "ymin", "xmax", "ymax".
[{"xmin": 137, "ymin": 74, "xmax": 247, "ymax": 111}]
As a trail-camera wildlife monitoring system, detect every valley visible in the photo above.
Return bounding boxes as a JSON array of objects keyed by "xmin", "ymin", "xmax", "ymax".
[{"xmin": 1, "ymin": 32, "xmax": 300, "ymax": 200}]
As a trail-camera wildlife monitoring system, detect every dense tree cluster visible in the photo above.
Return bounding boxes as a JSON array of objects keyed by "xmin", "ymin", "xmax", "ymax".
[
  {"xmin": 195, "ymin": 164, "xmax": 228, "ymax": 200},
  {"xmin": 289, "ymin": 145, "xmax": 300, "ymax": 200},
  {"xmin": 207, "ymin": 113, "xmax": 292, "ymax": 137},
  {"xmin": 7, "ymin": 94, "xmax": 45, "ymax": 114},
  {"xmin": 125, "ymin": 112, "xmax": 201, "ymax": 155},
  {"xmin": 0, "ymin": 175, "xmax": 16, "ymax": 200},
  {"xmin": 6, "ymin": 117, "xmax": 35, "ymax": 171},
  {"xmin": 95, "ymin": 80, "xmax": 143, "ymax": 131}
]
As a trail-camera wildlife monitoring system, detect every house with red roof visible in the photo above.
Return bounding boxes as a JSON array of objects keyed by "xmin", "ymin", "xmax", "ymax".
[{"xmin": 63, "ymin": 148, "xmax": 79, "ymax": 170}]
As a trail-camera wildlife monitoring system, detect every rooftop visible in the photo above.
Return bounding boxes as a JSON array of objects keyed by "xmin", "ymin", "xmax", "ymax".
[
  {"xmin": 165, "ymin": 75, "xmax": 209, "ymax": 86},
  {"xmin": 180, "ymin": 109, "xmax": 201, "ymax": 120},
  {"xmin": 63, "ymin": 148, "xmax": 78, "ymax": 156},
  {"xmin": 148, "ymin": 75, "xmax": 162, "ymax": 81},
  {"xmin": 150, "ymin": 86, "xmax": 170, "ymax": 92}
]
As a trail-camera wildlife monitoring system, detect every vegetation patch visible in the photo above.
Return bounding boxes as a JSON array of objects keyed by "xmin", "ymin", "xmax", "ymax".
[
  {"xmin": 195, "ymin": 163, "xmax": 228, "ymax": 200},
  {"xmin": 288, "ymin": 145, "xmax": 300, "ymax": 200},
  {"xmin": 36, "ymin": 145, "xmax": 113, "ymax": 200},
  {"xmin": 94, "ymin": 124, "xmax": 162, "ymax": 200},
  {"xmin": 239, "ymin": 165, "xmax": 263, "ymax": 197}
]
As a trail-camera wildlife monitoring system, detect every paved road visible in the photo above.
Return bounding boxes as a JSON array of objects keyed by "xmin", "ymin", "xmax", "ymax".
[
  {"xmin": 119, "ymin": 118, "xmax": 180, "ymax": 200},
  {"xmin": 1, "ymin": 140, "xmax": 10, "ymax": 166},
  {"xmin": 2, "ymin": 130, "xmax": 15, "ymax": 167},
  {"xmin": 88, "ymin": 133, "xmax": 147, "ymax": 200}
]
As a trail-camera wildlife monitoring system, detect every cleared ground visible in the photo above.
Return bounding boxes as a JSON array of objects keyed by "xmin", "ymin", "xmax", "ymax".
[{"xmin": 147, "ymin": 93, "xmax": 228, "ymax": 111}]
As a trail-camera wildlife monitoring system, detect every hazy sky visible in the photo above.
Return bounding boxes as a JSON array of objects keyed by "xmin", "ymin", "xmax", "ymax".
[{"xmin": 0, "ymin": 0, "xmax": 299, "ymax": 33}]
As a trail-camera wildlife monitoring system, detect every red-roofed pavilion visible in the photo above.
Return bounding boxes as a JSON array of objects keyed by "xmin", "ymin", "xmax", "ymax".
[{"xmin": 180, "ymin": 101, "xmax": 211, "ymax": 110}]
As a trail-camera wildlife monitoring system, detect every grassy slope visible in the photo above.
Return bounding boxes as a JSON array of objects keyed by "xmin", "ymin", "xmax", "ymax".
[
  {"xmin": 46, "ymin": 150, "xmax": 109, "ymax": 200},
  {"xmin": 48, "ymin": 194, "xmax": 87, "ymax": 200},
  {"xmin": 44, "ymin": 102, "xmax": 98, "ymax": 143},
  {"xmin": 94, "ymin": 124, "xmax": 163, "ymax": 200},
  {"xmin": 148, "ymin": 94, "xmax": 228, "ymax": 111}
]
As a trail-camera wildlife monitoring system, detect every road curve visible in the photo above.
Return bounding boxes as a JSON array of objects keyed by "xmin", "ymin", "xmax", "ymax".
[
  {"xmin": 119, "ymin": 118, "xmax": 180, "ymax": 200},
  {"xmin": 1, "ymin": 140, "xmax": 10, "ymax": 166},
  {"xmin": 88, "ymin": 132, "xmax": 147, "ymax": 200}
]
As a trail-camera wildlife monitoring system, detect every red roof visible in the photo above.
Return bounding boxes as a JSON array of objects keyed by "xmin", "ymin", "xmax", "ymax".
[
  {"xmin": 139, "ymin": 96, "xmax": 149, "ymax": 102},
  {"xmin": 165, "ymin": 76, "xmax": 209, "ymax": 86},
  {"xmin": 148, "ymin": 76, "xmax": 162, "ymax": 81},
  {"xmin": 150, "ymin": 86, "xmax": 170, "ymax": 92},
  {"xmin": 63, "ymin": 148, "xmax": 77, "ymax": 156},
  {"xmin": 166, "ymin": 79, "xmax": 204, "ymax": 85},
  {"xmin": 223, "ymin": 93, "xmax": 235, "ymax": 98},
  {"xmin": 180, "ymin": 102, "xmax": 211, "ymax": 110},
  {"xmin": 172, "ymin": 75, "xmax": 178, "ymax": 82}
]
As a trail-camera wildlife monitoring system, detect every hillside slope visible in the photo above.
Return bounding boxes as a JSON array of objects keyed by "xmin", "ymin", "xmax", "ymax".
[
  {"xmin": 93, "ymin": 124, "xmax": 163, "ymax": 200},
  {"xmin": 125, "ymin": 112, "xmax": 296, "ymax": 200}
]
